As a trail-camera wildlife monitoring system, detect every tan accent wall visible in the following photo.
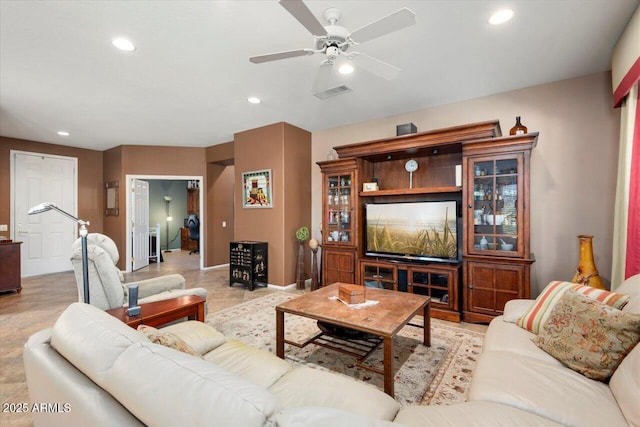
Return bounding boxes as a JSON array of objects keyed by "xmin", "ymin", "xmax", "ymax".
[
  {"xmin": 0, "ymin": 137, "xmax": 104, "ymax": 235},
  {"xmin": 206, "ymin": 142, "xmax": 235, "ymax": 266},
  {"xmin": 234, "ymin": 122, "xmax": 311, "ymax": 286},
  {"xmin": 104, "ymin": 145, "xmax": 207, "ymax": 269},
  {"xmin": 311, "ymin": 72, "xmax": 620, "ymax": 295}
]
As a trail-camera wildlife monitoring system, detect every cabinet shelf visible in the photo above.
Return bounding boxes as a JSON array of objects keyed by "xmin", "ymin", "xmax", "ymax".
[{"xmin": 359, "ymin": 186, "xmax": 462, "ymax": 197}]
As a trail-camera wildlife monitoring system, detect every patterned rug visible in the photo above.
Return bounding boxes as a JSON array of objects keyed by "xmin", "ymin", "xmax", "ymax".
[{"xmin": 207, "ymin": 292, "xmax": 484, "ymax": 406}]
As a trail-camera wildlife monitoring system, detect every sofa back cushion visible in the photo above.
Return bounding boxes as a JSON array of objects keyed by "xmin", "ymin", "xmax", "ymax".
[
  {"xmin": 616, "ymin": 273, "xmax": 640, "ymax": 314},
  {"xmin": 103, "ymin": 342, "xmax": 281, "ymax": 427},
  {"xmin": 51, "ymin": 303, "xmax": 148, "ymax": 384},
  {"xmin": 610, "ymin": 342, "xmax": 640, "ymax": 426}
]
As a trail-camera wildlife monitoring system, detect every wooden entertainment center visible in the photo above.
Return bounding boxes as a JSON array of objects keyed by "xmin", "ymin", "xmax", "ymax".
[{"xmin": 317, "ymin": 120, "xmax": 538, "ymax": 323}]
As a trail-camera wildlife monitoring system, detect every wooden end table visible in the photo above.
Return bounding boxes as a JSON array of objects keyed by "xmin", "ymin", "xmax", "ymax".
[
  {"xmin": 275, "ymin": 283, "xmax": 430, "ymax": 397},
  {"xmin": 106, "ymin": 295, "xmax": 206, "ymax": 328}
]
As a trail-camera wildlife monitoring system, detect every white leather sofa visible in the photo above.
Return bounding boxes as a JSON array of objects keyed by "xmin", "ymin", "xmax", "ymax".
[{"xmin": 24, "ymin": 275, "xmax": 639, "ymax": 427}]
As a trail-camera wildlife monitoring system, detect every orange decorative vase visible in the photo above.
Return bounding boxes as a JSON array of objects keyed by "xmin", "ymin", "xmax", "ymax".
[{"xmin": 571, "ymin": 235, "xmax": 606, "ymax": 290}]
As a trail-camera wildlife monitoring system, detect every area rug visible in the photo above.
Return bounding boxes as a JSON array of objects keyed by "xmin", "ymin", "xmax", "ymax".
[{"xmin": 207, "ymin": 292, "xmax": 484, "ymax": 406}]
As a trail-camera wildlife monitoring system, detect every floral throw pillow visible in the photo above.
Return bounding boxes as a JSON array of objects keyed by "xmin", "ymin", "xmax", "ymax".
[
  {"xmin": 137, "ymin": 324, "xmax": 203, "ymax": 359},
  {"xmin": 516, "ymin": 281, "xmax": 630, "ymax": 334},
  {"xmin": 532, "ymin": 289, "xmax": 640, "ymax": 382}
]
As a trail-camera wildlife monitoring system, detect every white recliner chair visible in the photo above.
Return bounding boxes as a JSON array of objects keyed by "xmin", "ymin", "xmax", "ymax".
[{"xmin": 70, "ymin": 233, "xmax": 207, "ymax": 310}]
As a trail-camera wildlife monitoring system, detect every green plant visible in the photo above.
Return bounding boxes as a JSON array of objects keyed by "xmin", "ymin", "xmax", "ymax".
[{"xmin": 296, "ymin": 226, "xmax": 309, "ymax": 241}]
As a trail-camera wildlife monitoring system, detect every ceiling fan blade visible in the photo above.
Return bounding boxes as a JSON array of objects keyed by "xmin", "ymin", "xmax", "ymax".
[
  {"xmin": 350, "ymin": 52, "xmax": 400, "ymax": 80},
  {"xmin": 250, "ymin": 48, "xmax": 314, "ymax": 64},
  {"xmin": 348, "ymin": 7, "xmax": 416, "ymax": 44},
  {"xmin": 279, "ymin": 0, "xmax": 328, "ymax": 37}
]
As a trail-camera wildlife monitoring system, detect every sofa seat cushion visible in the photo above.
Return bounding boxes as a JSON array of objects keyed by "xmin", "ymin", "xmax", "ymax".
[
  {"xmin": 50, "ymin": 302, "xmax": 149, "ymax": 384},
  {"xmin": 204, "ymin": 339, "xmax": 292, "ymax": 389},
  {"xmin": 394, "ymin": 402, "xmax": 564, "ymax": 427},
  {"xmin": 269, "ymin": 367, "xmax": 400, "ymax": 421},
  {"xmin": 276, "ymin": 407, "xmax": 401, "ymax": 427},
  {"xmin": 482, "ymin": 317, "xmax": 563, "ymax": 365},
  {"xmin": 468, "ymin": 351, "xmax": 628, "ymax": 427},
  {"xmin": 160, "ymin": 320, "xmax": 226, "ymax": 355},
  {"xmin": 102, "ymin": 342, "xmax": 281, "ymax": 427}
]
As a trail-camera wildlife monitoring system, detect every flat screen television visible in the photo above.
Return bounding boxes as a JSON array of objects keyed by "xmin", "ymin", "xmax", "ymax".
[{"xmin": 365, "ymin": 200, "xmax": 459, "ymax": 263}]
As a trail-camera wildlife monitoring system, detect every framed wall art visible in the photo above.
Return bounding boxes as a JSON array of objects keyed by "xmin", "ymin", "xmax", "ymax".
[
  {"xmin": 105, "ymin": 181, "xmax": 119, "ymax": 216},
  {"xmin": 242, "ymin": 169, "xmax": 272, "ymax": 208}
]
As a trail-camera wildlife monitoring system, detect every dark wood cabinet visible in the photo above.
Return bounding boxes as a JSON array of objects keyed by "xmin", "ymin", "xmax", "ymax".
[
  {"xmin": 0, "ymin": 241, "xmax": 22, "ymax": 293},
  {"xmin": 229, "ymin": 241, "xmax": 268, "ymax": 291},
  {"xmin": 461, "ymin": 135, "xmax": 537, "ymax": 322},
  {"xmin": 358, "ymin": 259, "xmax": 460, "ymax": 321},
  {"xmin": 318, "ymin": 159, "xmax": 362, "ymax": 287},
  {"xmin": 187, "ymin": 188, "xmax": 199, "ymax": 215},
  {"xmin": 180, "ymin": 227, "xmax": 198, "ymax": 252},
  {"xmin": 317, "ymin": 121, "xmax": 537, "ymax": 323},
  {"xmin": 322, "ymin": 248, "xmax": 356, "ymax": 286},
  {"xmin": 463, "ymin": 258, "xmax": 531, "ymax": 323},
  {"xmin": 360, "ymin": 259, "xmax": 398, "ymax": 290}
]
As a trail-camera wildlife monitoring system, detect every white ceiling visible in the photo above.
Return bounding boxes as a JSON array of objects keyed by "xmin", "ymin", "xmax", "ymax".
[{"xmin": 1, "ymin": 0, "xmax": 637, "ymax": 151}]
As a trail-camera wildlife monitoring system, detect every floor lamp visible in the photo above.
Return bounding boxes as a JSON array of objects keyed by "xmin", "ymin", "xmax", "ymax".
[
  {"xmin": 164, "ymin": 196, "xmax": 173, "ymax": 252},
  {"xmin": 28, "ymin": 202, "xmax": 90, "ymax": 303}
]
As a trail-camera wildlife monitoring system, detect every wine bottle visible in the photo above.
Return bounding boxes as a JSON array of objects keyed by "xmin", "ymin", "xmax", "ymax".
[{"xmin": 509, "ymin": 116, "xmax": 528, "ymax": 135}]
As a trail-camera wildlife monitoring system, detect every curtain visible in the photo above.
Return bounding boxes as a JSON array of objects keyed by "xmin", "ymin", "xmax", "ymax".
[
  {"xmin": 612, "ymin": 83, "xmax": 639, "ymax": 288},
  {"xmin": 610, "ymin": 5, "xmax": 639, "ymax": 289}
]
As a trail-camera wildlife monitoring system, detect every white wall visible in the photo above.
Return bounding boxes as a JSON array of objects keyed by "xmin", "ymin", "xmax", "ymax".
[{"xmin": 311, "ymin": 72, "xmax": 620, "ymax": 296}]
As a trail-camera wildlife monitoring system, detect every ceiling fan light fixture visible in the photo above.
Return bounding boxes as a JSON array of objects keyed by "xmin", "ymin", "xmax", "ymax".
[
  {"xmin": 112, "ymin": 37, "xmax": 136, "ymax": 51},
  {"xmin": 338, "ymin": 63, "xmax": 354, "ymax": 75},
  {"xmin": 489, "ymin": 9, "xmax": 514, "ymax": 25}
]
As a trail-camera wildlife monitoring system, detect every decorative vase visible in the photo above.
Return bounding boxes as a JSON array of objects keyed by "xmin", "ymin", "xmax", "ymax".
[
  {"xmin": 296, "ymin": 240, "xmax": 306, "ymax": 290},
  {"xmin": 509, "ymin": 116, "xmax": 528, "ymax": 135},
  {"xmin": 309, "ymin": 238, "xmax": 320, "ymax": 291},
  {"xmin": 571, "ymin": 235, "xmax": 605, "ymax": 290}
]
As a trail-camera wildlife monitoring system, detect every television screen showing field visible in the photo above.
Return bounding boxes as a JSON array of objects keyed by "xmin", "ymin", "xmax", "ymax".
[{"xmin": 366, "ymin": 201, "xmax": 457, "ymax": 260}]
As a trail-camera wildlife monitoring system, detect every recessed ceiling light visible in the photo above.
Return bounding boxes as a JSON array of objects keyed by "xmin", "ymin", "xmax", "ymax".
[
  {"xmin": 489, "ymin": 9, "xmax": 514, "ymax": 25},
  {"xmin": 247, "ymin": 96, "xmax": 261, "ymax": 104},
  {"xmin": 112, "ymin": 38, "xmax": 136, "ymax": 51},
  {"xmin": 338, "ymin": 63, "xmax": 354, "ymax": 75},
  {"xmin": 57, "ymin": 131, "xmax": 70, "ymax": 136}
]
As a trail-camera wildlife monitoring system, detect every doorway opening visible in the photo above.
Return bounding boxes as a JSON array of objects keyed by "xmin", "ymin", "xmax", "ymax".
[{"xmin": 125, "ymin": 174, "xmax": 204, "ymax": 273}]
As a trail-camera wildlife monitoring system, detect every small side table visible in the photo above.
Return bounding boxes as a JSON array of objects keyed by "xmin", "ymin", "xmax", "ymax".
[
  {"xmin": 0, "ymin": 241, "xmax": 23, "ymax": 293},
  {"xmin": 106, "ymin": 295, "xmax": 206, "ymax": 328}
]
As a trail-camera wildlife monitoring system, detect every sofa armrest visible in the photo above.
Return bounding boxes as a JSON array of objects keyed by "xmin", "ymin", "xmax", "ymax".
[
  {"xmin": 502, "ymin": 299, "xmax": 534, "ymax": 323},
  {"xmin": 125, "ymin": 274, "xmax": 186, "ymax": 300}
]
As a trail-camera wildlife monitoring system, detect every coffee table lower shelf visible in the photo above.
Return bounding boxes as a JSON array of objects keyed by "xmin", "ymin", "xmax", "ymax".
[
  {"xmin": 275, "ymin": 283, "xmax": 430, "ymax": 398},
  {"xmin": 283, "ymin": 327, "xmax": 387, "ymax": 375}
]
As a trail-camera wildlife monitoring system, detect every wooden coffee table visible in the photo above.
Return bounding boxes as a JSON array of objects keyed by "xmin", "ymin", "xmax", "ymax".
[
  {"xmin": 276, "ymin": 283, "xmax": 430, "ymax": 397},
  {"xmin": 106, "ymin": 295, "xmax": 206, "ymax": 328}
]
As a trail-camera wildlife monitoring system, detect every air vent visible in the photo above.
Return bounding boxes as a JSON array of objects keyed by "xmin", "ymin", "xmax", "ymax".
[{"xmin": 313, "ymin": 85, "xmax": 352, "ymax": 99}]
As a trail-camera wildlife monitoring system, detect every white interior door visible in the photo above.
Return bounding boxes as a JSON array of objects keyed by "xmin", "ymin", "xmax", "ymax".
[
  {"xmin": 131, "ymin": 179, "xmax": 150, "ymax": 271},
  {"xmin": 12, "ymin": 151, "xmax": 77, "ymax": 277}
]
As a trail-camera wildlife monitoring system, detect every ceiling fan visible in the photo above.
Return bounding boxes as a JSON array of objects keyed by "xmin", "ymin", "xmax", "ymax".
[{"xmin": 249, "ymin": 0, "xmax": 416, "ymax": 99}]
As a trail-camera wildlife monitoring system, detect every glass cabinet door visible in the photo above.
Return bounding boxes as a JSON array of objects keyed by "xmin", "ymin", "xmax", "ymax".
[
  {"xmin": 326, "ymin": 173, "xmax": 353, "ymax": 244},
  {"xmin": 361, "ymin": 262, "xmax": 397, "ymax": 290},
  {"xmin": 468, "ymin": 154, "xmax": 523, "ymax": 256}
]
